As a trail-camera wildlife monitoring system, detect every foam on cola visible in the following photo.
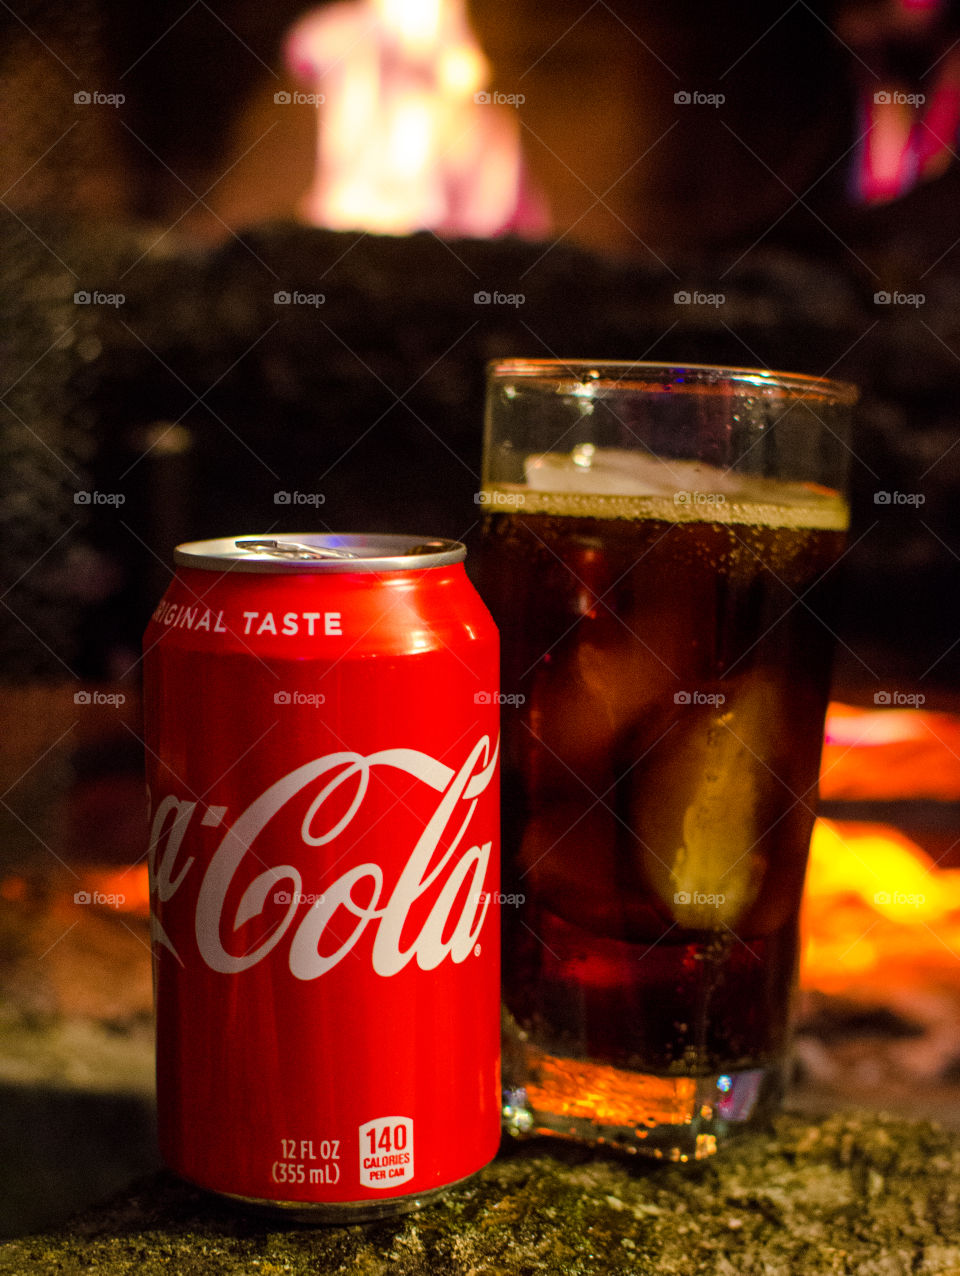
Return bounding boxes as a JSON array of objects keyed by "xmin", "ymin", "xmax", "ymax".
[{"xmin": 480, "ymin": 450, "xmax": 847, "ymax": 1148}]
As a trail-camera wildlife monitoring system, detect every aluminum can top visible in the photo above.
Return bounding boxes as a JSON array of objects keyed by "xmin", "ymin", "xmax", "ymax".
[{"xmin": 174, "ymin": 532, "xmax": 465, "ymax": 575}]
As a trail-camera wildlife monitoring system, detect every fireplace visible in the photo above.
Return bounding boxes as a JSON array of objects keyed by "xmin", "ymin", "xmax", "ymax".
[{"xmin": 2, "ymin": 0, "xmax": 960, "ymax": 1238}]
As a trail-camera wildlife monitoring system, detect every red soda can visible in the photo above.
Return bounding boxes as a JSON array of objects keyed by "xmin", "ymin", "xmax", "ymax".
[{"xmin": 142, "ymin": 533, "xmax": 500, "ymax": 1222}]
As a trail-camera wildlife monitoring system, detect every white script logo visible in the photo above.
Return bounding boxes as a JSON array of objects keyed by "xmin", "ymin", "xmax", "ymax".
[{"xmin": 147, "ymin": 738, "xmax": 497, "ymax": 978}]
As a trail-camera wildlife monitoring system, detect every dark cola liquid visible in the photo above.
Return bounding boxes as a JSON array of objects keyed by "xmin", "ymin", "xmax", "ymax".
[{"xmin": 481, "ymin": 491, "xmax": 846, "ymax": 1078}]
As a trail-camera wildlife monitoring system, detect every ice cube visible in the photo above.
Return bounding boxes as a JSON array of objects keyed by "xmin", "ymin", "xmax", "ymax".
[
  {"xmin": 523, "ymin": 609, "xmax": 685, "ymax": 792},
  {"xmin": 523, "ymin": 446, "xmax": 844, "ymax": 515},
  {"xmin": 633, "ymin": 675, "xmax": 781, "ymax": 930},
  {"xmin": 518, "ymin": 801, "xmax": 619, "ymax": 929},
  {"xmin": 525, "ymin": 448, "xmax": 697, "ymax": 497},
  {"xmin": 518, "ymin": 800, "xmax": 670, "ymax": 941}
]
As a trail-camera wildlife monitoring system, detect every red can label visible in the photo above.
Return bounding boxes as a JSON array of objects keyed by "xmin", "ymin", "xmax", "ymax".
[{"xmin": 143, "ymin": 549, "xmax": 500, "ymax": 1206}]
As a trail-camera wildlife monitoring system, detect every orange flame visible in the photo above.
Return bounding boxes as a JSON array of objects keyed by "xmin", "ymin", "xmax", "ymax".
[
  {"xmin": 76, "ymin": 864, "xmax": 151, "ymax": 916},
  {"xmin": 800, "ymin": 703, "xmax": 960, "ymax": 992},
  {"xmin": 802, "ymin": 819, "xmax": 960, "ymax": 993},
  {"xmin": 821, "ymin": 702, "xmax": 960, "ymax": 801},
  {"xmin": 801, "ymin": 702, "xmax": 960, "ymax": 994}
]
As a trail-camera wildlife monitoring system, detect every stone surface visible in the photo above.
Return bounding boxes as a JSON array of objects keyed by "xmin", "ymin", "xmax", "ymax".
[{"xmin": 4, "ymin": 1113, "xmax": 960, "ymax": 1275}]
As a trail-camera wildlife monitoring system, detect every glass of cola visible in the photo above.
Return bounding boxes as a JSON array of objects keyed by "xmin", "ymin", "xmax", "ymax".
[{"xmin": 479, "ymin": 360, "xmax": 856, "ymax": 1160}]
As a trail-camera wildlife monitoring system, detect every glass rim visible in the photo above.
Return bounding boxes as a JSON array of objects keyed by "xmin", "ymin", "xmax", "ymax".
[{"xmin": 487, "ymin": 359, "xmax": 859, "ymax": 405}]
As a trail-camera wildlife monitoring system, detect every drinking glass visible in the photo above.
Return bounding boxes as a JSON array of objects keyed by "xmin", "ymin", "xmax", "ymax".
[{"xmin": 479, "ymin": 360, "xmax": 856, "ymax": 1160}]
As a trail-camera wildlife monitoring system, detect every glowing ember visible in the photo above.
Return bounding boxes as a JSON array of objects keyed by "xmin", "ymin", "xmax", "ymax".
[
  {"xmin": 286, "ymin": 0, "xmax": 549, "ymax": 237},
  {"xmin": 0, "ymin": 875, "xmax": 27, "ymax": 902}
]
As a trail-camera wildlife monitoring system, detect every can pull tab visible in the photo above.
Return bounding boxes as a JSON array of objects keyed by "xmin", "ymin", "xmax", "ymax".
[{"xmin": 234, "ymin": 538, "xmax": 359, "ymax": 561}]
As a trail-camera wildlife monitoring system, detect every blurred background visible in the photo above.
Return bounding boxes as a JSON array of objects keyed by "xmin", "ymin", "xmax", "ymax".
[{"xmin": 2, "ymin": 0, "xmax": 960, "ymax": 1238}]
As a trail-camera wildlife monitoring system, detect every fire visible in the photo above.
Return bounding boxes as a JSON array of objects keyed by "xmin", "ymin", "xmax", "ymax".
[
  {"xmin": 802, "ymin": 702, "xmax": 960, "ymax": 994},
  {"xmin": 76, "ymin": 864, "xmax": 151, "ymax": 916},
  {"xmin": 803, "ymin": 819, "xmax": 960, "ymax": 991},
  {"xmin": 857, "ymin": 79, "xmax": 960, "ymax": 206},
  {"xmin": 0, "ymin": 865, "xmax": 150, "ymax": 916},
  {"xmin": 286, "ymin": 0, "xmax": 549, "ymax": 237},
  {"xmin": 821, "ymin": 702, "xmax": 960, "ymax": 800}
]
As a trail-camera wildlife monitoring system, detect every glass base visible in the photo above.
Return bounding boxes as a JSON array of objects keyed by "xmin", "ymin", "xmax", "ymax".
[{"xmin": 502, "ymin": 1050, "xmax": 785, "ymax": 1162}]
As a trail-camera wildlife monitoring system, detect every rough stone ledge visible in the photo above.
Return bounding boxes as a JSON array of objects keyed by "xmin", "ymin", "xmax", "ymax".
[{"xmin": 4, "ymin": 1111, "xmax": 960, "ymax": 1276}]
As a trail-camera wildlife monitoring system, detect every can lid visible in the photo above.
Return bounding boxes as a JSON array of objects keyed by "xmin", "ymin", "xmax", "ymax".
[{"xmin": 173, "ymin": 533, "xmax": 466, "ymax": 574}]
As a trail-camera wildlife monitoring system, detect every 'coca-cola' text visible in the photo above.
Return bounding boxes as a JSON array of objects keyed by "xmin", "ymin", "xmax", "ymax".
[{"xmin": 147, "ymin": 736, "xmax": 498, "ymax": 978}]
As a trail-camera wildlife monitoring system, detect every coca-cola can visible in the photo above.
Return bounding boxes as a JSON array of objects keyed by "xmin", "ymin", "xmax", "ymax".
[{"xmin": 143, "ymin": 533, "xmax": 500, "ymax": 1222}]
